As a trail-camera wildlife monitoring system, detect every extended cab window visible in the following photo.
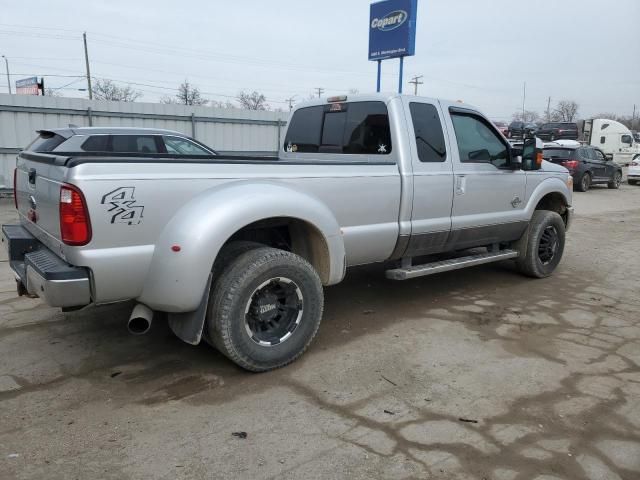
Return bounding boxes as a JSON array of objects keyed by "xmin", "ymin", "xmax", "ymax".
[
  {"xmin": 409, "ymin": 103, "xmax": 446, "ymax": 162},
  {"xmin": 450, "ymin": 112, "xmax": 508, "ymax": 167},
  {"xmin": 284, "ymin": 101, "xmax": 392, "ymax": 155}
]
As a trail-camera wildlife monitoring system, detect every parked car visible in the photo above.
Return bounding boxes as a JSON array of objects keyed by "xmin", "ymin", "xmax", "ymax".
[
  {"xmin": 542, "ymin": 143, "xmax": 622, "ymax": 191},
  {"xmin": 536, "ymin": 122, "xmax": 579, "ymax": 141},
  {"xmin": 582, "ymin": 119, "xmax": 640, "ymax": 166},
  {"xmin": 493, "ymin": 121, "xmax": 509, "ymax": 136},
  {"xmin": 24, "ymin": 127, "xmax": 218, "ymax": 156},
  {"xmin": 508, "ymin": 121, "xmax": 538, "ymax": 138},
  {"xmin": 628, "ymin": 157, "xmax": 640, "ymax": 185},
  {"xmin": 2, "ymin": 94, "xmax": 574, "ymax": 372}
]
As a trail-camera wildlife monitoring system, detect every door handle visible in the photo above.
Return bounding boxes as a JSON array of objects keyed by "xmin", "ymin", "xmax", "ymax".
[
  {"xmin": 28, "ymin": 168, "xmax": 36, "ymax": 185},
  {"xmin": 455, "ymin": 176, "xmax": 466, "ymax": 195}
]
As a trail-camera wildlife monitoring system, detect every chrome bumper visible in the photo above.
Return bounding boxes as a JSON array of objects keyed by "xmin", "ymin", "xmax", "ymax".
[{"xmin": 1, "ymin": 224, "xmax": 91, "ymax": 308}]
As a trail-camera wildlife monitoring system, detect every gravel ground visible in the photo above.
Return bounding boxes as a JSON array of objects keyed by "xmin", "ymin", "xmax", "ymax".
[{"xmin": 1, "ymin": 182, "xmax": 639, "ymax": 480}]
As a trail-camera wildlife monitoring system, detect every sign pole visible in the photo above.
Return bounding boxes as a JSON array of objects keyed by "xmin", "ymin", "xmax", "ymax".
[
  {"xmin": 398, "ymin": 56, "xmax": 404, "ymax": 94},
  {"xmin": 376, "ymin": 60, "xmax": 382, "ymax": 92}
]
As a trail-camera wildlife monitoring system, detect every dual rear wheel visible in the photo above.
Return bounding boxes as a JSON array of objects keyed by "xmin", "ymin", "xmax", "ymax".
[{"xmin": 206, "ymin": 244, "xmax": 324, "ymax": 372}]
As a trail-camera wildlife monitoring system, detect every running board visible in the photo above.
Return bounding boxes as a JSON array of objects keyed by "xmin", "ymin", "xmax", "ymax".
[{"xmin": 385, "ymin": 249, "xmax": 519, "ymax": 280}]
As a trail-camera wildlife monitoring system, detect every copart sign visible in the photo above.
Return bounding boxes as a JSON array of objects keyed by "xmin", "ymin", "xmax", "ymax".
[{"xmin": 368, "ymin": 0, "xmax": 417, "ymax": 61}]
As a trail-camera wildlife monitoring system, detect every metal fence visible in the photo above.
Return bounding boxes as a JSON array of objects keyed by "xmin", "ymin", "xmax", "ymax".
[{"xmin": 0, "ymin": 93, "xmax": 289, "ymax": 190}]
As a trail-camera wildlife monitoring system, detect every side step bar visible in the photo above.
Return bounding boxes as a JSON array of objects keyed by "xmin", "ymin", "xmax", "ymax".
[{"xmin": 385, "ymin": 249, "xmax": 519, "ymax": 280}]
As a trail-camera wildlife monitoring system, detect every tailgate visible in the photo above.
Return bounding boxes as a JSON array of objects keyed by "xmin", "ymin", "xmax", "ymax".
[{"xmin": 15, "ymin": 152, "xmax": 71, "ymax": 251}]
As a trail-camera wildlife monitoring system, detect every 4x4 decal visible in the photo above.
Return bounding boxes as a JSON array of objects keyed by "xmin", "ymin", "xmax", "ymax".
[{"xmin": 101, "ymin": 187, "xmax": 144, "ymax": 225}]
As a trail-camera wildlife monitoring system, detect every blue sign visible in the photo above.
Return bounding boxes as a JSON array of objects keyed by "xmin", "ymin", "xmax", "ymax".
[{"xmin": 368, "ymin": 0, "xmax": 417, "ymax": 61}]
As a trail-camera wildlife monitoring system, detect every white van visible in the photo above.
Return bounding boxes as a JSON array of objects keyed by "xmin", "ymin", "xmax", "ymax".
[{"xmin": 582, "ymin": 119, "xmax": 640, "ymax": 165}]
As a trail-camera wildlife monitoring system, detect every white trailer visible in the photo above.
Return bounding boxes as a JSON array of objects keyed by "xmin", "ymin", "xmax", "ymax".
[{"xmin": 582, "ymin": 118, "xmax": 640, "ymax": 165}]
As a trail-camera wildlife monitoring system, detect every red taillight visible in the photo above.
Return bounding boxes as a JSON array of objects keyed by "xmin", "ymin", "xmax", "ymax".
[
  {"xmin": 562, "ymin": 160, "xmax": 579, "ymax": 170},
  {"xmin": 59, "ymin": 184, "xmax": 91, "ymax": 246},
  {"xmin": 13, "ymin": 168, "xmax": 18, "ymax": 209}
]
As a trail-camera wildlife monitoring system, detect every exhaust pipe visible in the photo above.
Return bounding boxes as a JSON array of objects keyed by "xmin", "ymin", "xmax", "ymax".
[{"xmin": 128, "ymin": 303, "xmax": 154, "ymax": 335}]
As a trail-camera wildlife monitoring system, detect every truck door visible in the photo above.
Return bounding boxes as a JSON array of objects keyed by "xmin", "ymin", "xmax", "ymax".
[
  {"xmin": 446, "ymin": 107, "xmax": 527, "ymax": 249},
  {"xmin": 401, "ymin": 98, "xmax": 454, "ymax": 256}
]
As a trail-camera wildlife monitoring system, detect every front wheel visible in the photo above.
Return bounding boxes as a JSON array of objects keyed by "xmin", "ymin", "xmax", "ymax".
[
  {"xmin": 515, "ymin": 210, "xmax": 566, "ymax": 278},
  {"xmin": 608, "ymin": 171, "xmax": 622, "ymax": 189},
  {"xmin": 629, "ymin": 179, "xmax": 638, "ymax": 186},
  {"xmin": 206, "ymin": 247, "xmax": 324, "ymax": 372}
]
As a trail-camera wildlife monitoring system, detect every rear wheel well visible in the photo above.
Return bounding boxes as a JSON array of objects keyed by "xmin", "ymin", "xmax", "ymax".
[
  {"xmin": 535, "ymin": 192, "xmax": 568, "ymax": 226},
  {"xmin": 223, "ymin": 217, "xmax": 331, "ymax": 284}
]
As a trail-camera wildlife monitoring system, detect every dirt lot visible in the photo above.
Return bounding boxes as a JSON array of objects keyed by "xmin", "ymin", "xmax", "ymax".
[{"xmin": 1, "ymin": 183, "xmax": 639, "ymax": 480}]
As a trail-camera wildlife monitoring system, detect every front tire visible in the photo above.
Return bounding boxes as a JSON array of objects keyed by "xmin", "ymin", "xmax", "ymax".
[
  {"xmin": 608, "ymin": 171, "xmax": 622, "ymax": 189},
  {"xmin": 628, "ymin": 179, "xmax": 637, "ymax": 186},
  {"xmin": 515, "ymin": 210, "xmax": 566, "ymax": 278},
  {"xmin": 207, "ymin": 247, "xmax": 323, "ymax": 372}
]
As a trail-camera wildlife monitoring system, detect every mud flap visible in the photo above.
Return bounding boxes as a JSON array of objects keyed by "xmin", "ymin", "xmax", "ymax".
[{"xmin": 167, "ymin": 273, "xmax": 212, "ymax": 345}]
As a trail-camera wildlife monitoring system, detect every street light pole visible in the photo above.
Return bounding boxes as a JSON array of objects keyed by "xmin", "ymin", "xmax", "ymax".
[{"xmin": 1, "ymin": 55, "xmax": 11, "ymax": 94}]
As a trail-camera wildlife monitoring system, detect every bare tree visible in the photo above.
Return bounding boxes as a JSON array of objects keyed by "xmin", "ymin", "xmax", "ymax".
[
  {"xmin": 348, "ymin": 88, "xmax": 359, "ymax": 95},
  {"xmin": 237, "ymin": 91, "xmax": 268, "ymax": 110},
  {"xmin": 511, "ymin": 110, "xmax": 540, "ymax": 123},
  {"xmin": 45, "ymin": 88, "xmax": 63, "ymax": 97},
  {"xmin": 92, "ymin": 79, "xmax": 142, "ymax": 102},
  {"xmin": 593, "ymin": 113, "xmax": 635, "ymax": 129},
  {"xmin": 162, "ymin": 80, "xmax": 208, "ymax": 106},
  {"xmin": 553, "ymin": 100, "xmax": 579, "ymax": 122},
  {"xmin": 210, "ymin": 99, "xmax": 237, "ymax": 109}
]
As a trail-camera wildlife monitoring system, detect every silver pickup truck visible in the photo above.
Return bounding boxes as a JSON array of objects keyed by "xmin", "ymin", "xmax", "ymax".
[{"xmin": 2, "ymin": 94, "xmax": 573, "ymax": 371}]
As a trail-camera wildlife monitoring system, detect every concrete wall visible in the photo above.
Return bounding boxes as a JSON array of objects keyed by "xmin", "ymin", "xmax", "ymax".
[{"xmin": 0, "ymin": 93, "xmax": 289, "ymax": 189}]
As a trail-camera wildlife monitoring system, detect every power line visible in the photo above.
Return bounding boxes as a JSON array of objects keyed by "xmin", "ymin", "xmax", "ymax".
[{"xmin": 285, "ymin": 96, "xmax": 296, "ymax": 111}]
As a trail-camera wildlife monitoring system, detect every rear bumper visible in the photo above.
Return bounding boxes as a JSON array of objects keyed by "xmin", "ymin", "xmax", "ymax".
[{"xmin": 1, "ymin": 224, "xmax": 91, "ymax": 308}]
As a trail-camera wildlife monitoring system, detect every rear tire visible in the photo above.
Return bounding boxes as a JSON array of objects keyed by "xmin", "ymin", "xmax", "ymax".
[
  {"xmin": 628, "ymin": 179, "xmax": 637, "ymax": 186},
  {"xmin": 608, "ymin": 171, "xmax": 622, "ymax": 189},
  {"xmin": 576, "ymin": 172, "xmax": 591, "ymax": 192},
  {"xmin": 206, "ymin": 247, "xmax": 323, "ymax": 372},
  {"xmin": 515, "ymin": 210, "xmax": 566, "ymax": 279}
]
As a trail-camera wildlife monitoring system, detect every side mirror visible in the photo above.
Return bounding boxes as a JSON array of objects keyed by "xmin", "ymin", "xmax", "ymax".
[
  {"xmin": 522, "ymin": 137, "xmax": 543, "ymax": 170},
  {"xmin": 605, "ymin": 153, "xmax": 613, "ymax": 161}
]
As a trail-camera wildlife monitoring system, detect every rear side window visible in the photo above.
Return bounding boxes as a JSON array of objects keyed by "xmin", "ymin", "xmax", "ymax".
[
  {"xmin": 111, "ymin": 135, "xmax": 158, "ymax": 153},
  {"xmin": 543, "ymin": 148, "xmax": 572, "ymax": 159},
  {"xmin": 409, "ymin": 102, "xmax": 446, "ymax": 162},
  {"xmin": 284, "ymin": 101, "xmax": 392, "ymax": 155},
  {"xmin": 81, "ymin": 135, "xmax": 109, "ymax": 152},
  {"xmin": 26, "ymin": 132, "xmax": 66, "ymax": 152},
  {"xmin": 81, "ymin": 135, "xmax": 160, "ymax": 153}
]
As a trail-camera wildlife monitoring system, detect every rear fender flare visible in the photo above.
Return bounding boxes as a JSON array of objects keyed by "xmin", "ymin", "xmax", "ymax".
[{"xmin": 138, "ymin": 181, "xmax": 345, "ymax": 312}]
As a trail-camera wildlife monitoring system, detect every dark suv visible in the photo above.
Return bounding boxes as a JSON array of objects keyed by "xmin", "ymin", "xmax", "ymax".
[
  {"xmin": 536, "ymin": 122, "xmax": 579, "ymax": 141},
  {"xmin": 542, "ymin": 145, "xmax": 622, "ymax": 191},
  {"xmin": 507, "ymin": 121, "xmax": 537, "ymax": 138}
]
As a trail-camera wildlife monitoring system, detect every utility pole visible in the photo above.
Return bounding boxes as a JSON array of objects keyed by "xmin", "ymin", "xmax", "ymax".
[
  {"xmin": 285, "ymin": 96, "xmax": 296, "ymax": 111},
  {"xmin": 633, "ymin": 104, "xmax": 637, "ymax": 131},
  {"xmin": 314, "ymin": 87, "xmax": 324, "ymax": 98},
  {"xmin": 521, "ymin": 82, "xmax": 526, "ymax": 120},
  {"xmin": 1, "ymin": 55, "xmax": 10, "ymax": 94},
  {"xmin": 546, "ymin": 96, "xmax": 551, "ymax": 122},
  {"xmin": 83, "ymin": 32, "xmax": 93, "ymax": 100},
  {"xmin": 408, "ymin": 75, "xmax": 423, "ymax": 95}
]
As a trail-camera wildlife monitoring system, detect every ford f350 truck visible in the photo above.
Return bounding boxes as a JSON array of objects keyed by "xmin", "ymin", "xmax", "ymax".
[{"xmin": 2, "ymin": 94, "xmax": 574, "ymax": 371}]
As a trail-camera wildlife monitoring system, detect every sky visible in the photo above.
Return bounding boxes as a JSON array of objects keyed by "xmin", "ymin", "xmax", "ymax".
[{"xmin": 0, "ymin": 0, "xmax": 638, "ymax": 120}]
